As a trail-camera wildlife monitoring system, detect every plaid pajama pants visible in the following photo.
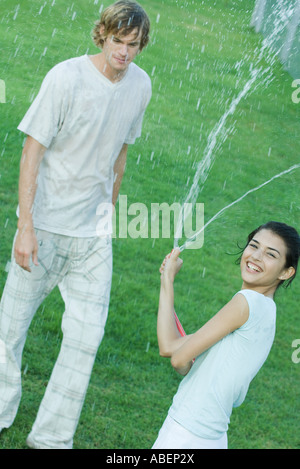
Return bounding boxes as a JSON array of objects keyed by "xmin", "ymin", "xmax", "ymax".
[{"xmin": 0, "ymin": 229, "xmax": 112, "ymax": 448}]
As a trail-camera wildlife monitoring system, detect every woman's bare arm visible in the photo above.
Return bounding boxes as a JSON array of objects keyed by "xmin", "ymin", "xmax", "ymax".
[
  {"xmin": 157, "ymin": 249, "xmax": 249, "ymax": 376},
  {"xmin": 170, "ymin": 294, "xmax": 249, "ymax": 375}
]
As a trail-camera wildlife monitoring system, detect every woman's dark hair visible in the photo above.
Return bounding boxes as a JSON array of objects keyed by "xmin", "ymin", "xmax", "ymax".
[{"xmin": 237, "ymin": 221, "xmax": 300, "ymax": 289}]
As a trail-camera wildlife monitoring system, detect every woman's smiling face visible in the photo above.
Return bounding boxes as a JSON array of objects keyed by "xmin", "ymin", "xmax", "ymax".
[{"xmin": 240, "ymin": 229, "xmax": 295, "ymax": 296}]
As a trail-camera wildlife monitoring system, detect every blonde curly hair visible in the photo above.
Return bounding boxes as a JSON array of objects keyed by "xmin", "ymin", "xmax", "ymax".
[{"xmin": 92, "ymin": 1, "xmax": 150, "ymax": 51}]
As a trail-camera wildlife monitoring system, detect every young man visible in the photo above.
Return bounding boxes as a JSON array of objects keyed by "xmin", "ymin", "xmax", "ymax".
[{"xmin": 0, "ymin": 1, "xmax": 151, "ymax": 449}]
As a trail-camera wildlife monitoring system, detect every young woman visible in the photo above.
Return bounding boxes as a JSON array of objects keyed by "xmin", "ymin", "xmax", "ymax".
[{"xmin": 153, "ymin": 221, "xmax": 299, "ymax": 449}]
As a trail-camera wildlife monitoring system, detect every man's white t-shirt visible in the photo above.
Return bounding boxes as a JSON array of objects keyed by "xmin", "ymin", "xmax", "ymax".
[{"xmin": 17, "ymin": 55, "xmax": 152, "ymax": 237}]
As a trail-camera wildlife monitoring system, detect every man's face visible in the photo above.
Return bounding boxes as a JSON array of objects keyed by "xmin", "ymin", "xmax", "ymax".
[{"xmin": 101, "ymin": 27, "xmax": 142, "ymax": 76}]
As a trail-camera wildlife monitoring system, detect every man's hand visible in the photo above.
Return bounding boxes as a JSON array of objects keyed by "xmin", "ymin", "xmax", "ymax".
[{"xmin": 14, "ymin": 227, "xmax": 39, "ymax": 272}]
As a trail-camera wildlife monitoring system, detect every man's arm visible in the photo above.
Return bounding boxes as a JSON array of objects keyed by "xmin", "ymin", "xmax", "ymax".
[
  {"xmin": 112, "ymin": 143, "xmax": 128, "ymax": 206},
  {"xmin": 14, "ymin": 136, "xmax": 46, "ymax": 271}
]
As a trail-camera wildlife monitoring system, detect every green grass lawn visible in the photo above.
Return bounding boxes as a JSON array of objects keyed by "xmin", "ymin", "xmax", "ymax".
[{"xmin": 0, "ymin": 0, "xmax": 299, "ymax": 449}]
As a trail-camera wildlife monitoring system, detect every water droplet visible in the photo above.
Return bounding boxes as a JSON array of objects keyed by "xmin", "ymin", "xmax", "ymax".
[{"xmin": 13, "ymin": 5, "xmax": 20, "ymax": 21}]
